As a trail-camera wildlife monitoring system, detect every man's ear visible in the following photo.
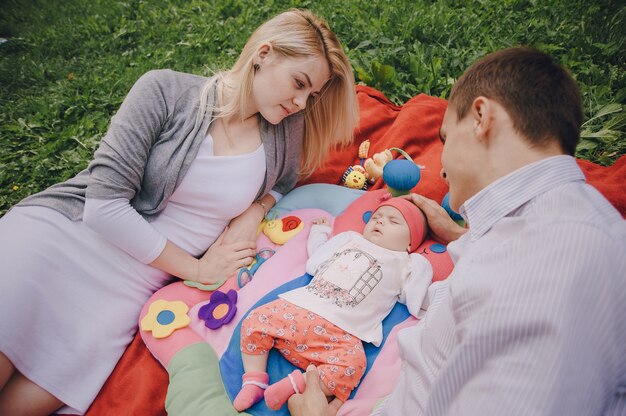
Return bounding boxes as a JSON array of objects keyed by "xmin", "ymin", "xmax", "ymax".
[{"xmin": 470, "ymin": 96, "xmax": 494, "ymax": 142}]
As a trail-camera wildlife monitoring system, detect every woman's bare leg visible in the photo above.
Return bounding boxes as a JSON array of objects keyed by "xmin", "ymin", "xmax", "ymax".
[
  {"xmin": 0, "ymin": 351, "xmax": 14, "ymax": 390},
  {"xmin": 0, "ymin": 370, "xmax": 63, "ymax": 416}
]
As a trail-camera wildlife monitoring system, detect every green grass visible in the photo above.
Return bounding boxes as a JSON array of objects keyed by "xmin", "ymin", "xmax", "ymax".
[{"xmin": 1, "ymin": 0, "xmax": 624, "ymax": 215}]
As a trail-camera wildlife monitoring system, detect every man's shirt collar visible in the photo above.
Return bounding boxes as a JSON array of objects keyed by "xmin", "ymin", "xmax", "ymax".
[{"xmin": 459, "ymin": 155, "xmax": 585, "ymax": 241}]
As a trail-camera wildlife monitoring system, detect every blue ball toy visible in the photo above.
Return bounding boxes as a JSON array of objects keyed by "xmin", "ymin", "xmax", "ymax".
[
  {"xmin": 383, "ymin": 159, "xmax": 421, "ymax": 196},
  {"xmin": 442, "ymin": 192, "xmax": 463, "ymax": 221}
]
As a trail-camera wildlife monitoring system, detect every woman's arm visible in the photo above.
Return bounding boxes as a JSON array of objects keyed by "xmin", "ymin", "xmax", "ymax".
[
  {"xmin": 83, "ymin": 72, "xmax": 258, "ymax": 283},
  {"xmin": 222, "ymin": 193, "xmax": 276, "ymax": 247},
  {"xmin": 84, "ymin": 197, "xmax": 255, "ymax": 284},
  {"xmin": 83, "ymin": 197, "xmax": 167, "ymax": 264},
  {"xmin": 86, "ymin": 70, "xmax": 170, "ymax": 201},
  {"xmin": 150, "ymin": 231, "xmax": 255, "ymax": 284}
]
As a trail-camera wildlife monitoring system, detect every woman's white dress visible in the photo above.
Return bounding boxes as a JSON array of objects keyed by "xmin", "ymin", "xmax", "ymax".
[{"xmin": 0, "ymin": 134, "xmax": 265, "ymax": 414}]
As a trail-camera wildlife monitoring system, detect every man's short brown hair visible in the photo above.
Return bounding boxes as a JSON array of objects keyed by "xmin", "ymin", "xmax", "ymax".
[{"xmin": 449, "ymin": 47, "xmax": 582, "ymax": 156}]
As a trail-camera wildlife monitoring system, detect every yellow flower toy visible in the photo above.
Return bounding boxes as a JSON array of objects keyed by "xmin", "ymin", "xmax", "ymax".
[{"xmin": 141, "ymin": 299, "xmax": 191, "ymax": 339}]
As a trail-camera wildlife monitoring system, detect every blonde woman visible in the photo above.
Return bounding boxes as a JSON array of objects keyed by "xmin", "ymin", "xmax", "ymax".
[{"xmin": 0, "ymin": 9, "xmax": 358, "ymax": 415}]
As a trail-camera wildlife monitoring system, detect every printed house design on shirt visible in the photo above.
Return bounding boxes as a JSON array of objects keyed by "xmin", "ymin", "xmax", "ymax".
[{"xmin": 307, "ymin": 248, "xmax": 382, "ymax": 308}]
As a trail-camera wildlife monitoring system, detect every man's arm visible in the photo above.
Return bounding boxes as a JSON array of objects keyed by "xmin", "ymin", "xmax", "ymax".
[{"xmin": 429, "ymin": 222, "xmax": 624, "ymax": 415}]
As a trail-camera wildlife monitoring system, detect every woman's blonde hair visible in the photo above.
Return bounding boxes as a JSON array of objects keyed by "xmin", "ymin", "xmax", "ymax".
[{"xmin": 198, "ymin": 9, "xmax": 359, "ymax": 177}]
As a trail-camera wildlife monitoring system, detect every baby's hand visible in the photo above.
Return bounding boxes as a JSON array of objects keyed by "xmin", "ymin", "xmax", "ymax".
[{"xmin": 311, "ymin": 218, "xmax": 330, "ymax": 226}]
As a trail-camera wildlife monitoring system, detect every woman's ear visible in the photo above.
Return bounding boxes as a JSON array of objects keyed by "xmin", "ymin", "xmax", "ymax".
[{"xmin": 254, "ymin": 43, "xmax": 273, "ymax": 66}]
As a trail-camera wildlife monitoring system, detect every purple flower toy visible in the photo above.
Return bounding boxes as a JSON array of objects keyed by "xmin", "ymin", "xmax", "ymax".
[{"xmin": 198, "ymin": 289, "xmax": 238, "ymax": 330}]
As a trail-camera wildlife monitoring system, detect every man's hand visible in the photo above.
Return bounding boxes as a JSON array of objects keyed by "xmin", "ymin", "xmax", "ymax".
[
  {"xmin": 402, "ymin": 193, "xmax": 467, "ymax": 244},
  {"xmin": 288, "ymin": 365, "xmax": 340, "ymax": 416}
]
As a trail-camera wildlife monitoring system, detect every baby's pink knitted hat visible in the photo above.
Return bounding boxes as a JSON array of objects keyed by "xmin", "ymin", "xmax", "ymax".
[{"xmin": 376, "ymin": 196, "xmax": 427, "ymax": 253}]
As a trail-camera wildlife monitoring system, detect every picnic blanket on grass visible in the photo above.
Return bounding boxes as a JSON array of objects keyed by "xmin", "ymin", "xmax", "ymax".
[{"xmin": 84, "ymin": 85, "xmax": 626, "ymax": 416}]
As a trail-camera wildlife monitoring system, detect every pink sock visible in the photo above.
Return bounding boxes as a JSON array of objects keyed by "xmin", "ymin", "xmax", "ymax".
[
  {"xmin": 264, "ymin": 369, "xmax": 306, "ymax": 410},
  {"xmin": 233, "ymin": 371, "xmax": 269, "ymax": 412}
]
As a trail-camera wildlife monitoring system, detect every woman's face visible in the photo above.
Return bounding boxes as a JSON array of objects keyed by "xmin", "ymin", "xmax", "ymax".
[{"xmin": 250, "ymin": 45, "xmax": 330, "ymax": 124}]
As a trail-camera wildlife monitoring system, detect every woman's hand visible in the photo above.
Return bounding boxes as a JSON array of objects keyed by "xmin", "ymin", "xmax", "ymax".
[
  {"xmin": 402, "ymin": 193, "xmax": 467, "ymax": 244},
  {"xmin": 149, "ymin": 228, "xmax": 255, "ymax": 284},
  {"xmin": 195, "ymin": 227, "xmax": 256, "ymax": 284},
  {"xmin": 287, "ymin": 365, "xmax": 341, "ymax": 416},
  {"xmin": 222, "ymin": 200, "xmax": 268, "ymax": 247}
]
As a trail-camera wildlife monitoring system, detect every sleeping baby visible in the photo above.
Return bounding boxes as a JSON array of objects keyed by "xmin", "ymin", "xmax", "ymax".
[{"xmin": 234, "ymin": 196, "xmax": 433, "ymax": 411}]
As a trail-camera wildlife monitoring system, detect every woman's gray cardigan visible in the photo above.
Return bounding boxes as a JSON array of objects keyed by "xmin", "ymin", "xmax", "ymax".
[{"xmin": 18, "ymin": 69, "xmax": 304, "ymax": 221}]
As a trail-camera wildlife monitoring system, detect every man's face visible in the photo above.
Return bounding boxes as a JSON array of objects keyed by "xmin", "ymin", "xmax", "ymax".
[{"xmin": 439, "ymin": 106, "xmax": 481, "ymax": 212}]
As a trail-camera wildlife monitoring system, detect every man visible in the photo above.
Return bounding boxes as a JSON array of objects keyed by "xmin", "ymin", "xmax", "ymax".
[{"xmin": 288, "ymin": 47, "xmax": 626, "ymax": 415}]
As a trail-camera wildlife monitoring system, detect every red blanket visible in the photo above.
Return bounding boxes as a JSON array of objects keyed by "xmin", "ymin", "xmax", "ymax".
[{"xmin": 85, "ymin": 85, "xmax": 626, "ymax": 416}]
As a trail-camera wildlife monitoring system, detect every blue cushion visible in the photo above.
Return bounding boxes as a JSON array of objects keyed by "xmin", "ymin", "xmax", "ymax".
[{"xmin": 270, "ymin": 184, "xmax": 365, "ymax": 218}]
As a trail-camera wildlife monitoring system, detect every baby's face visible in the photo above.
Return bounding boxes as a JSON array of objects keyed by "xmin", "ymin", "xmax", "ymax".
[{"xmin": 363, "ymin": 206, "xmax": 410, "ymax": 252}]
